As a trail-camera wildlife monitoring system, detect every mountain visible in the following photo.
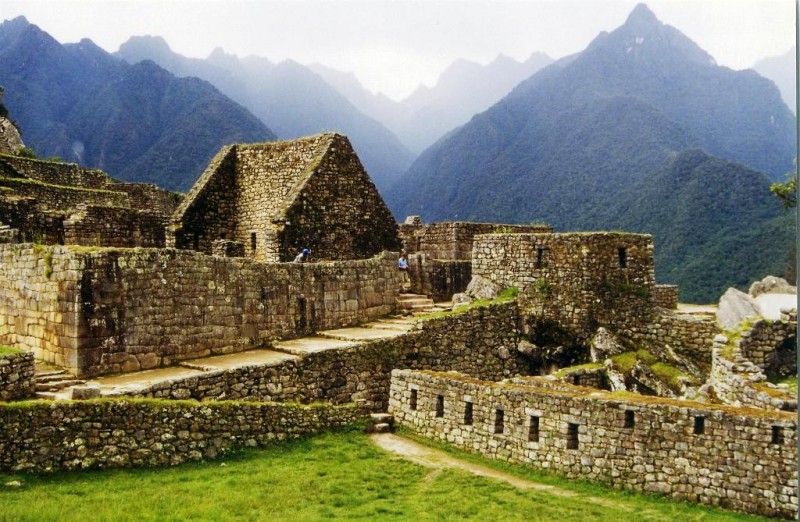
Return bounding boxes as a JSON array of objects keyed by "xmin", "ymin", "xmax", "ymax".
[
  {"xmin": 0, "ymin": 17, "xmax": 274, "ymax": 191},
  {"xmin": 752, "ymin": 47, "xmax": 796, "ymax": 114},
  {"xmin": 311, "ymin": 53, "xmax": 554, "ymax": 154},
  {"xmin": 118, "ymin": 38, "xmax": 413, "ymax": 191},
  {"xmin": 388, "ymin": 4, "xmax": 796, "ymax": 302},
  {"xmin": 585, "ymin": 149, "xmax": 794, "ymax": 302}
]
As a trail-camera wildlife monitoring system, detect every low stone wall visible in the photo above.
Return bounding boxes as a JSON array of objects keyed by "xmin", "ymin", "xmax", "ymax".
[
  {"xmin": 63, "ymin": 206, "xmax": 168, "ymax": 248},
  {"xmin": 111, "ymin": 182, "xmax": 180, "ymax": 216},
  {"xmin": 0, "ymin": 244, "xmax": 402, "ymax": 377},
  {"xmin": 0, "ymin": 178, "xmax": 129, "ymax": 211},
  {"xmin": 623, "ymin": 310, "xmax": 720, "ymax": 369},
  {"xmin": 652, "ymin": 284, "xmax": 678, "ymax": 309},
  {"xmin": 0, "ymin": 350, "xmax": 35, "ymax": 401},
  {"xmin": 399, "ymin": 222, "xmax": 551, "ymax": 261},
  {"xmin": 738, "ymin": 312, "xmax": 796, "ymax": 374},
  {"xmin": 0, "ymin": 399, "xmax": 365, "ymax": 472},
  {"xmin": 710, "ymin": 316, "xmax": 797, "ymax": 412},
  {"xmin": 407, "ymin": 255, "xmax": 471, "ymax": 301},
  {"xmin": 0, "ymin": 155, "xmax": 110, "ymax": 189},
  {"xmin": 389, "ymin": 369, "xmax": 797, "ymax": 519},
  {"xmin": 0, "ymin": 198, "xmax": 65, "ymax": 244},
  {"xmin": 103, "ymin": 301, "xmax": 528, "ymax": 411}
]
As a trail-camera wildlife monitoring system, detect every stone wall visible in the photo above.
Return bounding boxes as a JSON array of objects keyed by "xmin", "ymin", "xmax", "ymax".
[
  {"xmin": 173, "ymin": 135, "xmax": 399, "ymax": 263},
  {"xmin": 0, "ymin": 244, "xmax": 402, "ymax": 377},
  {"xmin": 0, "ymin": 399, "xmax": 365, "ymax": 472},
  {"xmin": 0, "ymin": 178, "xmax": 129, "ymax": 211},
  {"xmin": 0, "ymin": 155, "xmax": 110, "ymax": 189},
  {"xmin": 710, "ymin": 314, "xmax": 797, "ymax": 412},
  {"xmin": 653, "ymin": 284, "xmax": 678, "ymax": 309},
  {"xmin": 103, "ymin": 301, "xmax": 528, "ymax": 411},
  {"xmin": 389, "ymin": 369, "xmax": 797, "ymax": 519},
  {"xmin": 399, "ymin": 222, "xmax": 552, "ymax": 261},
  {"xmin": 63, "ymin": 206, "xmax": 168, "ymax": 248},
  {"xmin": 171, "ymin": 146, "xmax": 238, "ymax": 254},
  {"xmin": 0, "ymin": 244, "xmax": 83, "ymax": 368},
  {"xmin": 277, "ymin": 135, "xmax": 400, "ymax": 262},
  {"xmin": 473, "ymin": 232, "xmax": 655, "ymax": 342},
  {"xmin": 0, "ymin": 349, "xmax": 35, "ymax": 401},
  {"xmin": 111, "ymin": 182, "xmax": 180, "ymax": 216},
  {"xmin": 738, "ymin": 312, "xmax": 797, "ymax": 374},
  {"xmin": 406, "ymin": 256, "xmax": 471, "ymax": 301},
  {"xmin": 0, "ymin": 197, "xmax": 64, "ymax": 244},
  {"xmin": 623, "ymin": 310, "xmax": 720, "ymax": 370}
]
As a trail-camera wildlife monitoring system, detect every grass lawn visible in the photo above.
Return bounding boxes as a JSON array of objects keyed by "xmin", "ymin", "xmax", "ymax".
[{"xmin": 0, "ymin": 428, "xmax": 773, "ymax": 521}]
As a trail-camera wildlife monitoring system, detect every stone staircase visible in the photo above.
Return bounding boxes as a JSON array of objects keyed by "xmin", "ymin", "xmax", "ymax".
[
  {"xmin": 365, "ymin": 412, "xmax": 394, "ymax": 433},
  {"xmin": 34, "ymin": 367, "xmax": 85, "ymax": 400},
  {"xmin": 397, "ymin": 293, "xmax": 448, "ymax": 315}
]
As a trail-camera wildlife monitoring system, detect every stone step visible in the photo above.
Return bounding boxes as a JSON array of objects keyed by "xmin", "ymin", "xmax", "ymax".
[
  {"xmin": 318, "ymin": 327, "xmax": 407, "ymax": 342},
  {"xmin": 366, "ymin": 320, "xmax": 415, "ymax": 332},
  {"xmin": 34, "ymin": 370, "xmax": 68, "ymax": 378},
  {"xmin": 372, "ymin": 423, "xmax": 392, "ymax": 433},
  {"xmin": 36, "ymin": 373, "xmax": 74, "ymax": 383},
  {"xmin": 398, "ymin": 298, "xmax": 434, "ymax": 308},
  {"xmin": 271, "ymin": 337, "xmax": 358, "ymax": 356},
  {"xmin": 370, "ymin": 412, "xmax": 394, "ymax": 424},
  {"xmin": 35, "ymin": 379, "xmax": 84, "ymax": 392}
]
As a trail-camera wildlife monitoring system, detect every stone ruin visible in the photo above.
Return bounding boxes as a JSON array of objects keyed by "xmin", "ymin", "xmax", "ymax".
[{"xmin": 0, "ymin": 132, "xmax": 796, "ymax": 519}]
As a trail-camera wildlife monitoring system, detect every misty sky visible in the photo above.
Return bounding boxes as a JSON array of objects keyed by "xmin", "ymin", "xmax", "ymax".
[{"xmin": 2, "ymin": 0, "xmax": 795, "ymax": 100}]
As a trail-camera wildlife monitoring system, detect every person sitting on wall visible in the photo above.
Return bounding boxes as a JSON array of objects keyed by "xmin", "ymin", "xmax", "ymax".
[
  {"xmin": 398, "ymin": 251, "xmax": 410, "ymax": 290},
  {"xmin": 294, "ymin": 248, "xmax": 310, "ymax": 263}
]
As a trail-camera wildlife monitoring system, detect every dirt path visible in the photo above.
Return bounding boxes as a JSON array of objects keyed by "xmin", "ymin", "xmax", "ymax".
[{"xmin": 369, "ymin": 433, "xmax": 634, "ymax": 511}]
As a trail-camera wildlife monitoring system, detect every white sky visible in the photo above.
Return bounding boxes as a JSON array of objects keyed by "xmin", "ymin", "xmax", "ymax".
[{"xmin": 2, "ymin": 0, "xmax": 796, "ymax": 100}]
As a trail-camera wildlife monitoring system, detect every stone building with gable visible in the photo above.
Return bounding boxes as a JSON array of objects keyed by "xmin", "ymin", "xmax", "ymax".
[{"xmin": 170, "ymin": 133, "xmax": 400, "ymax": 262}]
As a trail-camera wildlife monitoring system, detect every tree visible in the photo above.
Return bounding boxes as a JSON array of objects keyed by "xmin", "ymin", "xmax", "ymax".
[{"xmin": 770, "ymin": 160, "xmax": 797, "ymax": 209}]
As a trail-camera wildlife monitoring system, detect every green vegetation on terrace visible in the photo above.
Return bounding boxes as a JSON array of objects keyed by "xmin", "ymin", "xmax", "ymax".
[
  {"xmin": 610, "ymin": 350, "xmax": 692, "ymax": 389},
  {"xmin": 0, "ymin": 429, "xmax": 770, "ymax": 521},
  {"xmin": 418, "ymin": 287, "xmax": 519, "ymax": 321},
  {"xmin": 552, "ymin": 362, "xmax": 604, "ymax": 378},
  {"xmin": 0, "ymin": 345, "xmax": 21, "ymax": 356}
]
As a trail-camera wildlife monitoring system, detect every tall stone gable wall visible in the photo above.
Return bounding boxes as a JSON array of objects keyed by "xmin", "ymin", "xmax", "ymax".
[
  {"xmin": 389, "ymin": 369, "xmax": 797, "ymax": 519},
  {"xmin": 278, "ymin": 135, "xmax": 400, "ymax": 262},
  {"xmin": 0, "ymin": 244, "xmax": 401, "ymax": 377},
  {"xmin": 0, "ymin": 400, "xmax": 365, "ymax": 472},
  {"xmin": 173, "ymin": 134, "xmax": 399, "ymax": 263},
  {"xmin": 234, "ymin": 137, "xmax": 330, "ymax": 261},
  {"xmin": 171, "ymin": 146, "xmax": 238, "ymax": 254},
  {"xmin": 472, "ymin": 232, "xmax": 655, "ymax": 341}
]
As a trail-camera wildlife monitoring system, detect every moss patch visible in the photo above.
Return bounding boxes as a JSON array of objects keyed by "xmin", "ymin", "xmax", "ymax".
[{"xmin": 0, "ymin": 345, "xmax": 21, "ymax": 357}]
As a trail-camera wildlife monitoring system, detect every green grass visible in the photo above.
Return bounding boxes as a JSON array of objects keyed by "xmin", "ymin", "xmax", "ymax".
[
  {"xmin": 419, "ymin": 287, "xmax": 518, "ymax": 320},
  {"xmin": 0, "ymin": 430, "xmax": 771, "ymax": 521},
  {"xmin": 776, "ymin": 375, "xmax": 797, "ymax": 395}
]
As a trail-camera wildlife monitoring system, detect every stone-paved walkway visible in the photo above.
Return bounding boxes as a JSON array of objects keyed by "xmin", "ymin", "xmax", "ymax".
[{"xmin": 44, "ymin": 299, "xmax": 448, "ymax": 399}]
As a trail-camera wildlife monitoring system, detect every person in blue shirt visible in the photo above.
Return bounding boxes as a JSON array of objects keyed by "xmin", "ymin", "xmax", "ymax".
[
  {"xmin": 294, "ymin": 248, "xmax": 310, "ymax": 263},
  {"xmin": 398, "ymin": 251, "xmax": 410, "ymax": 290}
]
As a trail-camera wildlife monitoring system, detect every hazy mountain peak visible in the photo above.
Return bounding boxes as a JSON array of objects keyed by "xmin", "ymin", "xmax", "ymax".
[
  {"xmin": 625, "ymin": 3, "xmax": 659, "ymax": 29},
  {"xmin": 584, "ymin": 2, "xmax": 715, "ymax": 69}
]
